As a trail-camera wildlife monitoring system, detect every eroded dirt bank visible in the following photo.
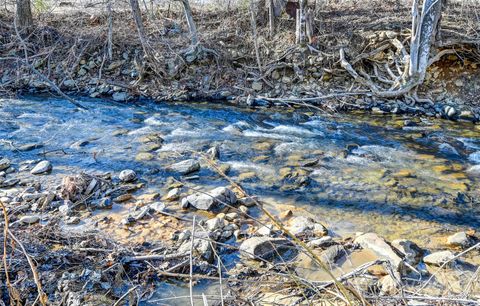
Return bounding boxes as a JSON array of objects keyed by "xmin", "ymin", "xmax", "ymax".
[{"xmin": 1, "ymin": 2, "xmax": 480, "ymax": 121}]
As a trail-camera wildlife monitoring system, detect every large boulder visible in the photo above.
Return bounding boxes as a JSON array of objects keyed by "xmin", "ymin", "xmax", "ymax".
[
  {"xmin": 184, "ymin": 187, "xmax": 237, "ymax": 211},
  {"xmin": 167, "ymin": 159, "xmax": 200, "ymax": 175},
  {"xmin": 239, "ymin": 236, "xmax": 296, "ymax": 261},
  {"xmin": 354, "ymin": 233, "xmax": 403, "ymax": 271}
]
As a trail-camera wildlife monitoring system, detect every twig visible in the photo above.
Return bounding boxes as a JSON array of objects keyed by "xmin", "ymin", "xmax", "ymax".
[
  {"xmin": 189, "ymin": 215, "xmax": 196, "ymax": 306},
  {"xmin": 113, "ymin": 285, "xmax": 139, "ymax": 306}
]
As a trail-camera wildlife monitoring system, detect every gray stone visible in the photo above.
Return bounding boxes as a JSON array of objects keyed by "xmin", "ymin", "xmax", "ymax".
[
  {"xmin": 0, "ymin": 158, "xmax": 11, "ymax": 171},
  {"xmin": 19, "ymin": 215, "xmax": 40, "ymax": 224},
  {"xmin": 252, "ymin": 81, "xmax": 263, "ymax": 91},
  {"xmin": 167, "ymin": 159, "xmax": 200, "ymax": 175},
  {"xmin": 119, "ymin": 169, "xmax": 137, "ymax": 182},
  {"xmin": 205, "ymin": 217, "xmax": 225, "ymax": 232},
  {"xmin": 286, "ymin": 216, "xmax": 328, "ymax": 237},
  {"xmin": 112, "ymin": 92, "xmax": 128, "ymax": 102},
  {"xmin": 307, "ymin": 236, "xmax": 333, "ymax": 248},
  {"xmin": 30, "ymin": 160, "xmax": 52, "ymax": 175},
  {"xmin": 391, "ymin": 239, "xmax": 422, "ymax": 265},
  {"xmin": 184, "ymin": 187, "xmax": 237, "ymax": 211},
  {"xmin": 239, "ymin": 236, "xmax": 296, "ymax": 261},
  {"xmin": 354, "ymin": 233, "xmax": 403, "ymax": 271},
  {"xmin": 149, "ymin": 202, "xmax": 166, "ymax": 213},
  {"xmin": 177, "ymin": 231, "xmax": 214, "ymax": 262},
  {"xmin": 17, "ymin": 143, "xmax": 43, "ymax": 152},
  {"xmin": 320, "ymin": 245, "xmax": 346, "ymax": 265},
  {"xmin": 446, "ymin": 232, "xmax": 470, "ymax": 247},
  {"xmin": 164, "ymin": 188, "xmax": 180, "ymax": 201},
  {"xmin": 423, "ymin": 251, "xmax": 455, "ymax": 266}
]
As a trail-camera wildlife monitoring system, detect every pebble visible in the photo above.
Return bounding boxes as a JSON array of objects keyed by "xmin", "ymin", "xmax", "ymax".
[
  {"xmin": 30, "ymin": 160, "xmax": 52, "ymax": 175},
  {"xmin": 164, "ymin": 188, "xmax": 180, "ymax": 201},
  {"xmin": 19, "ymin": 215, "xmax": 40, "ymax": 224}
]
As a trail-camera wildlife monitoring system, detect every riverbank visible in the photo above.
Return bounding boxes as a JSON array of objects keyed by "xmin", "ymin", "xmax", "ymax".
[
  {"xmin": 1, "ymin": 2, "xmax": 480, "ymax": 121},
  {"xmin": 1, "ymin": 96, "xmax": 480, "ymax": 304}
]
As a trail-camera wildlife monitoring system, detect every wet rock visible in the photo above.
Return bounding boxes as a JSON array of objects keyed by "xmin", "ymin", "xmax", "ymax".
[
  {"xmin": 184, "ymin": 186, "xmax": 237, "ymax": 211},
  {"xmin": 444, "ymin": 105, "xmax": 456, "ymax": 118},
  {"xmin": 320, "ymin": 245, "xmax": 346, "ymax": 265},
  {"xmin": 0, "ymin": 158, "xmax": 11, "ymax": 171},
  {"xmin": 112, "ymin": 92, "xmax": 128, "ymax": 102},
  {"xmin": 113, "ymin": 194, "xmax": 133, "ymax": 203},
  {"xmin": 238, "ymin": 196, "xmax": 257, "ymax": 207},
  {"xmin": 17, "ymin": 143, "xmax": 43, "ymax": 151},
  {"xmin": 96, "ymin": 197, "xmax": 112, "ymax": 209},
  {"xmin": 167, "ymin": 159, "xmax": 200, "ymax": 175},
  {"xmin": 19, "ymin": 215, "xmax": 40, "ymax": 224},
  {"xmin": 379, "ymin": 273, "xmax": 400, "ymax": 295},
  {"xmin": 238, "ymin": 205, "xmax": 249, "ymax": 215},
  {"xmin": 163, "ymin": 188, "xmax": 180, "ymax": 201},
  {"xmin": 135, "ymin": 152, "xmax": 154, "ymax": 161},
  {"xmin": 119, "ymin": 169, "xmax": 137, "ymax": 182},
  {"xmin": 149, "ymin": 202, "xmax": 166, "ymax": 213},
  {"xmin": 446, "ymin": 232, "xmax": 470, "ymax": 248},
  {"xmin": 423, "ymin": 251, "xmax": 455, "ymax": 266},
  {"xmin": 206, "ymin": 217, "xmax": 225, "ymax": 232},
  {"xmin": 225, "ymin": 212, "xmax": 238, "ymax": 221},
  {"xmin": 239, "ymin": 237, "xmax": 296, "ymax": 261},
  {"xmin": 178, "ymin": 231, "xmax": 214, "ymax": 262},
  {"xmin": 65, "ymin": 217, "xmax": 80, "ymax": 225},
  {"xmin": 354, "ymin": 233, "xmax": 403, "ymax": 271},
  {"xmin": 391, "ymin": 239, "xmax": 422, "ymax": 265},
  {"xmin": 307, "ymin": 236, "xmax": 333, "ymax": 248},
  {"xmin": 256, "ymin": 224, "xmax": 273, "ymax": 236},
  {"xmin": 286, "ymin": 216, "xmax": 327, "ymax": 237},
  {"xmin": 30, "ymin": 160, "xmax": 52, "ymax": 175},
  {"xmin": 0, "ymin": 178, "xmax": 19, "ymax": 188},
  {"xmin": 207, "ymin": 145, "xmax": 220, "ymax": 159}
]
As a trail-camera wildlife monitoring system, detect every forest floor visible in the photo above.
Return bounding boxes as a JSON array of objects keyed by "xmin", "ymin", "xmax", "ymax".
[{"xmin": 0, "ymin": 1, "xmax": 480, "ymax": 120}]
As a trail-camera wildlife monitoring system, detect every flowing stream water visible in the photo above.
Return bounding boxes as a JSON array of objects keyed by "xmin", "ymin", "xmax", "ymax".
[{"xmin": 1, "ymin": 96, "xmax": 480, "ymax": 303}]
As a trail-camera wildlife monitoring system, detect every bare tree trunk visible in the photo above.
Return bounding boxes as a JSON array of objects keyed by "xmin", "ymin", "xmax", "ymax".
[
  {"xmin": 107, "ymin": 0, "xmax": 113, "ymax": 61},
  {"xmin": 250, "ymin": 0, "xmax": 263, "ymax": 73},
  {"xmin": 408, "ymin": 0, "xmax": 443, "ymax": 83},
  {"xmin": 179, "ymin": 0, "xmax": 199, "ymax": 46},
  {"xmin": 268, "ymin": 0, "xmax": 275, "ymax": 37},
  {"xmin": 16, "ymin": 0, "xmax": 33, "ymax": 33},
  {"xmin": 129, "ymin": 0, "xmax": 149, "ymax": 55}
]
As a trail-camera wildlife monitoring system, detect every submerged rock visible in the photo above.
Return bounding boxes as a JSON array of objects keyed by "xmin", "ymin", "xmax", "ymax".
[
  {"xmin": 167, "ymin": 159, "xmax": 200, "ymax": 175},
  {"xmin": 30, "ymin": 160, "xmax": 52, "ymax": 175},
  {"xmin": 423, "ymin": 251, "xmax": 455, "ymax": 266},
  {"xmin": 119, "ymin": 169, "xmax": 137, "ymax": 182},
  {"xmin": 239, "ymin": 236, "xmax": 296, "ymax": 261},
  {"xmin": 184, "ymin": 186, "xmax": 237, "ymax": 211},
  {"xmin": 354, "ymin": 233, "xmax": 403, "ymax": 271}
]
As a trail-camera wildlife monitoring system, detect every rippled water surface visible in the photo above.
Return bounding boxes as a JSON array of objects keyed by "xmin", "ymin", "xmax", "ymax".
[{"xmin": 2, "ymin": 96, "xmax": 480, "ymax": 248}]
